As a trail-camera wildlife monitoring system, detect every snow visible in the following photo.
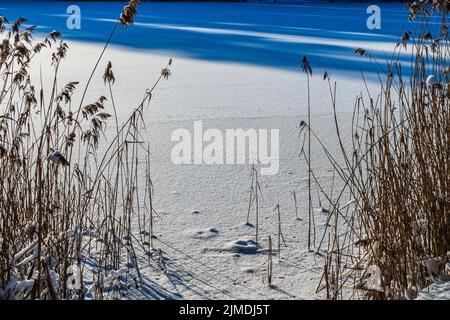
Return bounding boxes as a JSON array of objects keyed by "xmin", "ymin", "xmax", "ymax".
[
  {"xmin": 1, "ymin": 276, "xmax": 35, "ymax": 300},
  {"xmin": 12, "ymin": 240, "xmax": 38, "ymax": 266},
  {"xmin": 222, "ymin": 239, "xmax": 262, "ymax": 255},
  {"xmin": 425, "ymin": 258, "xmax": 441, "ymax": 280},
  {"xmin": 1, "ymin": 1, "xmax": 448, "ymax": 300},
  {"xmin": 417, "ymin": 280, "xmax": 450, "ymax": 300},
  {"xmin": 317, "ymin": 207, "xmax": 330, "ymax": 214},
  {"xmin": 184, "ymin": 227, "xmax": 220, "ymax": 240},
  {"xmin": 426, "ymin": 75, "xmax": 437, "ymax": 87},
  {"xmin": 103, "ymin": 267, "xmax": 129, "ymax": 286},
  {"xmin": 49, "ymin": 270, "xmax": 60, "ymax": 292}
]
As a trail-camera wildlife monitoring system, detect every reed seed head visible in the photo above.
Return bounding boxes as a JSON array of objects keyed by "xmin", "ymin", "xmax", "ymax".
[
  {"xmin": 301, "ymin": 56, "xmax": 312, "ymax": 76},
  {"xmin": 103, "ymin": 61, "xmax": 115, "ymax": 85},
  {"xmin": 119, "ymin": 0, "xmax": 140, "ymax": 28}
]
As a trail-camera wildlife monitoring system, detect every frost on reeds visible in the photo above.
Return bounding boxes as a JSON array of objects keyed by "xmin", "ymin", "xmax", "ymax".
[
  {"xmin": 0, "ymin": 0, "xmax": 172, "ymax": 299},
  {"xmin": 311, "ymin": 1, "xmax": 449, "ymax": 299}
]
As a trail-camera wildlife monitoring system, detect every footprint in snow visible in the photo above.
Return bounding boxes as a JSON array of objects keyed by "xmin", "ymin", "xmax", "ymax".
[
  {"xmin": 184, "ymin": 227, "xmax": 219, "ymax": 240},
  {"xmin": 317, "ymin": 207, "xmax": 330, "ymax": 214}
]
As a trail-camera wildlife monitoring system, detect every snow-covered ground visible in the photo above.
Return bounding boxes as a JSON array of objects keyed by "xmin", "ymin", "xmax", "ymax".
[
  {"xmin": 2, "ymin": 1, "xmax": 447, "ymax": 300},
  {"xmin": 44, "ymin": 41, "xmax": 359, "ymax": 300},
  {"xmin": 418, "ymin": 279, "xmax": 450, "ymax": 300}
]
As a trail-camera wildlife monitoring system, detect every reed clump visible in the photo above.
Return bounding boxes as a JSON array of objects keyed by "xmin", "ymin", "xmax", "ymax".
[
  {"xmin": 0, "ymin": 1, "xmax": 171, "ymax": 300},
  {"xmin": 315, "ymin": 1, "xmax": 449, "ymax": 299}
]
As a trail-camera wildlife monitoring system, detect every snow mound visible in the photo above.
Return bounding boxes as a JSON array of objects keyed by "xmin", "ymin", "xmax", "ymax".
[
  {"xmin": 222, "ymin": 239, "xmax": 261, "ymax": 255},
  {"xmin": 242, "ymin": 267, "xmax": 257, "ymax": 274},
  {"xmin": 184, "ymin": 227, "xmax": 219, "ymax": 240}
]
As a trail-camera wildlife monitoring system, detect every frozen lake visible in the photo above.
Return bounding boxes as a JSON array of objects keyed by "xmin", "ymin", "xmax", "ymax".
[
  {"xmin": 1, "ymin": 2, "xmax": 416, "ymax": 299},
  {"xmin": 2, "ymin": 1, "xmax": 413, "ymax": 74}
]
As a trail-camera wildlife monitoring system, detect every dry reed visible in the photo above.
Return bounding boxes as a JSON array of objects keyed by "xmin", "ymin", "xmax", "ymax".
[{"xmin": 0, "ymin": 1, "xmax": 172, "ymax": 300}]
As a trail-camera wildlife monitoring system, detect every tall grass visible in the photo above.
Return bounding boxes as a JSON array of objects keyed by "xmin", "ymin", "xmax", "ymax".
[
  {"xmin": 0, "ymin": 0, "xmax": 172, "ymax": 299},
  {"xmin": 312, "ymin": 1, "xmax": 449, "ymax": 299}
]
